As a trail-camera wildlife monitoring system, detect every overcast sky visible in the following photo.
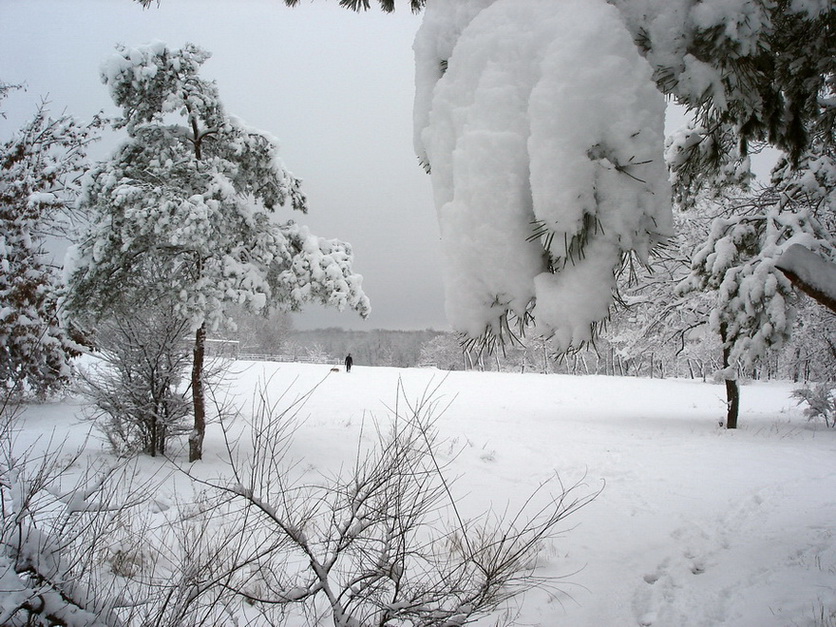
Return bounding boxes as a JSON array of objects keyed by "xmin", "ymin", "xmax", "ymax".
[{"xmin": 0, "ymin": 0, "xmax": 448, "ymax": 331}]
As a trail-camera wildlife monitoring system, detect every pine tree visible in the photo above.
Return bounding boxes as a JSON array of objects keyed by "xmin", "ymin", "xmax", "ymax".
[
  {"xmin": 624, "ymin": 1, "xmax": 836, "ymax": 317},
  {"xmin": 409, "ymin": 0, "xmax": 836, "ymax": 356},
  {"xmin": 0, "ymin": 88, "xmax": 100, "ymax": 397},
  {"xmin": 677, "ymin": 169, "xmax": 836, "ymax": 427},
  {"xmin": 66, "ymin": 43, "xmax": 370, "ymax": 460}
]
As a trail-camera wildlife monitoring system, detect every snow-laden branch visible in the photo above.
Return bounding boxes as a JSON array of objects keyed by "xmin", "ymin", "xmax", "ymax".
[
  {"xmin": 414, "ymin": 0, "xmax": 671, "ymax": 350},
  {"xmin": 776, "ymin": 244, "xmax": 836, "ymax": 313}
]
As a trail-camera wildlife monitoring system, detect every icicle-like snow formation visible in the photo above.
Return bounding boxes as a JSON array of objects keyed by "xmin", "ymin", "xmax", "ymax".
[{"xmin": 414, "ymin": 0, "xmax": 672, "ymax": 350}]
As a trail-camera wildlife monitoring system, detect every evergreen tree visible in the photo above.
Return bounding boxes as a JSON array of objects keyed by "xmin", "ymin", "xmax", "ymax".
[
  {"xmin": 771, "ymin": 144, "xmax": 836, "ymax": 312},
  {"xmin": 677, "ymin": 161, "xmax": 836, "ymax": 427},
  {"xmin": 611, "ymin": 2, "xmax": 836, "ymax": 321},
  {"xmin": 411, "ymin": 0, "xmax": 836, "ymax": 363},
  {"xmin": 66, "ymin": 43, "xmax": 370, "ymax": 460},
  {"xmin": 0, "ymin": 87, "xmax": 100, "ymax": 397}
]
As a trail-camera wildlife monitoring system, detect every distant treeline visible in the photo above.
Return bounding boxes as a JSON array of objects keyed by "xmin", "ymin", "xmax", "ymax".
[
  {"xmin": 289, "ymin": 328, "xmax": 446, "ymax": 368},
  {"xmin": 225, "ymin": 308, "xmax": 447, "ymax": 368}
]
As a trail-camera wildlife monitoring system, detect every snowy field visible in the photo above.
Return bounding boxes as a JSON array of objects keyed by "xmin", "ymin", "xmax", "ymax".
[{"xmin": 17, "ymin": 361, "xmax": 836, "ymax": 626}]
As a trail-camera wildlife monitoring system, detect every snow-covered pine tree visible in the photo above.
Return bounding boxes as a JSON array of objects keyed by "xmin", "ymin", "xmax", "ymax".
[
  {"xmin": 0, "ymin": 88, "xmax": 100, "ymax": 398},
  {"xmin": 647, "ymin": 0, "xmax": 836, "ymax": 427},
  {"xmin": 66, "ymin": 43, "xmax": 370, "ymax": 461},
  {"xmin": 613, "ymin": 1, "xmax": 836, "ymax": 324},
  {"xmin": 411, "ymin": 0, "xmax": 836, "ymax": 350},
  {"xmin": 772, "ymin": 144, "xmax": 836, "ymax": 312},
  {"xmin": 677, "ymin": 151, "xmax": 836, "ymax": 427}
]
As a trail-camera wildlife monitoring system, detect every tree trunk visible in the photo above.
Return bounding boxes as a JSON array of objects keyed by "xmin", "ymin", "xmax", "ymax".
[
  {"xmin": 720, "ymin": 324, "xmax": 739, "ymax": 429},
  {"xmin": 150, "ymin": 414, "xmax": 158, "ymax": 457},
  {"xmin": 724, "ymin": 377, "xmax": 740, "ymax": 429},
  {"xmin": 189, "ymin": 323, "xmax": 206, "ymax": 462}
]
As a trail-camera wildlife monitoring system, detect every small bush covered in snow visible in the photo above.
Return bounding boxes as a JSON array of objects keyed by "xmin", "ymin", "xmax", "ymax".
[{"xmin": 793, "ymin": 382, "xmax": 836, "ymax": 428}]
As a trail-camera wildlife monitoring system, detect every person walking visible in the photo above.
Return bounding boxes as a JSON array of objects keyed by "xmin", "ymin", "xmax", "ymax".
[{"xmin": 344, "ymin": 353, "xmax": 353, "ymax": 373}]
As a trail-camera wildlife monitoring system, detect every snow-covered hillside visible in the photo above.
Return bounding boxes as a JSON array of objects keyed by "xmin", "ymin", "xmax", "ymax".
[{"xmin": 16, "ymin": 362, "xmax": 836, "ymax": 626}]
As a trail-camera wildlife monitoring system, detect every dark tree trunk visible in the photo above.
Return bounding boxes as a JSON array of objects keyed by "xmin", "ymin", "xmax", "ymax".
[
  {"xmin": 189, "ymin": 323, "xmax": 206, "ymax": 462},
  {"xmin": 720, "ymin": 324, "xmax": 739, "ymax": 429},
  {"xmin": 724, "ymin": 377, "xmax": 740, "ymax": 429},
  {"xmin": 150, "ymin": 416, "xmax": 158, "ymax": 457}
]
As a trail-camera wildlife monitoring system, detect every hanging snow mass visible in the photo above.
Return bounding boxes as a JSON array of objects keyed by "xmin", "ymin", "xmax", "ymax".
[{"xmin": 414, "ymin": 0, "xmax": 672, "ymax": 350}]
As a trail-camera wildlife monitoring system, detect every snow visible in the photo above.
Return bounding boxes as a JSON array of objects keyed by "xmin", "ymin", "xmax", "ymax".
[
  {"xmin": 790, "ymin": 0, "xmax": 833, "ymax": 16},
  {"xmin": 777, "ymin": 243, "xmax": 836, "ymax": 307},
  {"xmin": 13, "ymin": 361, "xmax": 836, "ymax": 626},
  {"xmin": 689, "ymin": 0, "xmax": 769, "ymax": 57},
  {"xmin": 414, "ymin": 0, "xmax": 671, "ymax": 347}
]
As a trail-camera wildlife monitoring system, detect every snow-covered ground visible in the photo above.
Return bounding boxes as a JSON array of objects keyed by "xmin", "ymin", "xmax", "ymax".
[{"xmin": 17, "ymin": 361, "xmax": 836, "ymax": 626}]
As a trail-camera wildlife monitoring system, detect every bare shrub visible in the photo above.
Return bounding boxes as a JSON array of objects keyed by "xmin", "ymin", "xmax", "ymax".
[
  {"xmin": 186, "ymin": 376, "xmax": 600, "ymax": 626},
  {"xmin": 0, "ymin": 389, "xmax": 242, "ymax": 627},
  {"xmin": 79, "ymin": 303, "xmax": 192, "ymax": 456},
  {"xmin": 0, "ymin": 393, "xmax": 150, "ymax": 626},
  {"xmin": 2, "ymin": 352, "xmax": 600, "ymax": 627}
]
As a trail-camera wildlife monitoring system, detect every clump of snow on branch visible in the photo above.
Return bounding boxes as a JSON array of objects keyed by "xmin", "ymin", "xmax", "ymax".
[
  {"xmin": 414, "ymin": 0, "xmax": 671, "ymax": 350},
  {"xmin": 777, "ymin": 243, "xmax": 836, "ymax": 308}
]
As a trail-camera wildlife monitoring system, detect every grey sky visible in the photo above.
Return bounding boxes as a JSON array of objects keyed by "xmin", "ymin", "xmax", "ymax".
[{"xmin": 0, "ymin": 0, "xmax": 448, "ymax": 331}]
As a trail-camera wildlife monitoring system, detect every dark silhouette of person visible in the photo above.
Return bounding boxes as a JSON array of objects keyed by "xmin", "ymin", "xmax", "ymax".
[{"xmin": 345, "ymin": 353, "xmax": 353, "ymax": 373}]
